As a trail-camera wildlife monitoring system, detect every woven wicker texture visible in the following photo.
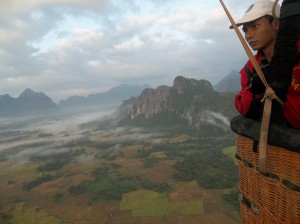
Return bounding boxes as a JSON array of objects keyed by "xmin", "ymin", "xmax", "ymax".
[{"xmin": 236, "ymin": 134, "xmax": 300, "ymax": 224}]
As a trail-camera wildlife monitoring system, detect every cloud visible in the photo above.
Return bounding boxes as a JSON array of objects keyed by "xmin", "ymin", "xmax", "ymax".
[
  {"xmin": 0, "ymin": 0, "xmax": 109, "ymax": 15},
  {"xmin": 0, "ymin": 0, "xmax": 252, "ymax": 102}
]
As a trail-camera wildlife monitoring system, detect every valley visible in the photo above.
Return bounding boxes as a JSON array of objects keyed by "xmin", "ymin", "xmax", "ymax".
[{"xmin": 0, "ymin": 111, "xmax": 240, "ymax": 224}]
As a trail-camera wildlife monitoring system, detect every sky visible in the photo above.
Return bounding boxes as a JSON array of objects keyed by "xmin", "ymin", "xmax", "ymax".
[{"xmin": 0, "ymin": 0, "xmax": 256, "ymax": 103}]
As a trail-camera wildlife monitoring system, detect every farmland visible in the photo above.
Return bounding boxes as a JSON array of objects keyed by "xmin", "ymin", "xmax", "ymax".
[{"xmin": 0, "ymin": 114, "xmax": 240, "ymax": 224}]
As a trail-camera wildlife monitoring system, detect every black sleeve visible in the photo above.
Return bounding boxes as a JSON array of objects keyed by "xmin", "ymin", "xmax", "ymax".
[{"xmin": 244, "ymin": 95, "xmax": 262, "ymax": 120}]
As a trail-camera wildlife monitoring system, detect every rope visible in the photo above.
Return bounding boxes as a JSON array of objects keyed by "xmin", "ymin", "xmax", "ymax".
[
  {"xmin": 261, "ymin": 86, "xmax": 283, "ymax": 104},
  {"xmin": 272, "ymin": 0, "xmax": 280, "ymax": 19}
]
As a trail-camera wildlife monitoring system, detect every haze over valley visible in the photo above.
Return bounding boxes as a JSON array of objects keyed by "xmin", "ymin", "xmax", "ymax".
[{"xmin": 0, "ymin": 76, "xmax": 240, "ymax": 224}]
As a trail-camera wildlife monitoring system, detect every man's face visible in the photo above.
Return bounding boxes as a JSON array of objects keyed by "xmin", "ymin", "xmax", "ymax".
[{"xmin": 242, "ymin": 16, "xmax": 279, "ymax": 52}]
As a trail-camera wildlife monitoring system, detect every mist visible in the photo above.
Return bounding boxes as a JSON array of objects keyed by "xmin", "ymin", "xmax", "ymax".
[
  {"xmin": 0, "ymin": 106, "xmax": 168, "ymax": 165},
  {"xmin": 0, "ymin": 107, "xmax": 115, "ymax": 161}
]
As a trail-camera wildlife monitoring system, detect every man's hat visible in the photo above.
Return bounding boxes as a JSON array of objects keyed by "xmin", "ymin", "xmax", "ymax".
[{"xmin": 229, "ymin": 0, "xmax": 280, "ymax": 29}]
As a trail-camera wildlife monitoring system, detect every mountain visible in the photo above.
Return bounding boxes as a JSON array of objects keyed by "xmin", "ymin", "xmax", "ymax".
[
  {"xmin": 0, "ymin": 84, "xmax": 150, "ymax": 117},
  {"xmin": 0, "ymin": 88, "xmax": 59, "ymax": 116},
  {"xmin": 213, "ymin": 70, "xmax": 240, "ymax": 93},
  {"xmin": 116, "ymin": 76, "xmax": 238, "ymax": 133},
  {"xmin": 59, "ymin": 84, "xmax": 150, "ymax": 109}
]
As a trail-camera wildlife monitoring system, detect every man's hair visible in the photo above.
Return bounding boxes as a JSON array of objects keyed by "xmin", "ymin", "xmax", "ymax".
[{"xmin": 264, "ymin": 15, "xmax": 275, "ymax": 24}]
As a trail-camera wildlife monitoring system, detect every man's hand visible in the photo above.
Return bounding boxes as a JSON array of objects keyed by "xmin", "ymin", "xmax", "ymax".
[{"xmin": 248, "ymin": 73, "xmax": 266, "ymax": 95}]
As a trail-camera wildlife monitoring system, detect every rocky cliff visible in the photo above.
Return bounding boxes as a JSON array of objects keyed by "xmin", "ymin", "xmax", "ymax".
[
  {"xmin": 117, "ymin": 76, "xmax": 237, "ymax": 131},
  {"xmin": 131, "ymin": 85, "xmax": 172, "ymax": 119}
]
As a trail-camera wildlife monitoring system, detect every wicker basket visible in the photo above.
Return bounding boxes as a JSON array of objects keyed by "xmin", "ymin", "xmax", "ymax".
[{"xmin": 236, "ymin": 134, "xmax": 300, "ymax": 224}]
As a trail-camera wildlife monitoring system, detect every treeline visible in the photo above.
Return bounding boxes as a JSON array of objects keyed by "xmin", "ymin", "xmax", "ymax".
[
  {"xmin": 35, "ymin": 148, "xmax": 86, "ymax": 172},
  {"xmin": 36, "ymin": 159, "xmax": 71, "ymax": 172},
  {"xmin": 66, "ymin": 136, "xmax": 143, "ymax": 152},
  {"xmin": 223, "ymin": 188, "xmax": 240, "ymax": 209},
  {"xmin": 68, "ymin": 167, "xmax": 171, "ymax": 205},
  {"xmin": 9, "ymin": 138, "xmax": 89, "ymax": 191},
  {"xmin": 22, "ymin": 173, "xmax": 62, "ymax": 191},
  {"xmin": 154, "ymin": 136, "xmax": 232, "ymax": 158},
  {"xmin": 142, "ymin": 157, "xmax": 161, "ymax": 168},
  {"xmin": 173, "ymin": 148, "xmax": 238, "ymax": 189}
]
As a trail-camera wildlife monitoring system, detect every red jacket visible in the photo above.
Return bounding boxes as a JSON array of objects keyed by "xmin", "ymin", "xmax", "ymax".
[{"xmin": 235, "ymin": 41, "xmax": 300, "ymax": 130}]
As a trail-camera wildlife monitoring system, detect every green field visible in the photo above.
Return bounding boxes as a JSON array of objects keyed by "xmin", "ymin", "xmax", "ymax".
[
  {"xmin": 120, "ymin": 190, "xmax": 204, "ymax": 217},
  {"xmin": 11, "ymin": 203, "xmax": 63, "ymax": 224},
  {"xmin": 222, "ymin": 146, "xmax": 237, "ymax": 164}
]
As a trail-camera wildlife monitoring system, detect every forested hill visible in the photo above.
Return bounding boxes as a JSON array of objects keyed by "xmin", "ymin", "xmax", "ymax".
[{"xmin": 115, "ymin": 76, "xmax": 238, "ymax": 134}]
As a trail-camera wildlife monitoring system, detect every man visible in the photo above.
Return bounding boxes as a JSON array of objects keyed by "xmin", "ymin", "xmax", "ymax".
[
  {"xmin": 267, "ymin": 0, "xmax": 300, "ymax": 128},
  {"xmin": 234, "ymin": 0, "xmax": 300, "ymax": 129}
]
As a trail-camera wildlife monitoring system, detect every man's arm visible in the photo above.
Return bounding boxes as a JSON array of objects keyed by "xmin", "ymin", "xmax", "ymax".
[{"xmin": 235, "ymin": 66, "xmax": 264, "ymax": 119}]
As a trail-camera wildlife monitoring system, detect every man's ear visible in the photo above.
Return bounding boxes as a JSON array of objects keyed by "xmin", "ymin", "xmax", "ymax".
[{"xmin": 273, "ymin": 19, "xmax": 280, "ymax": 31}]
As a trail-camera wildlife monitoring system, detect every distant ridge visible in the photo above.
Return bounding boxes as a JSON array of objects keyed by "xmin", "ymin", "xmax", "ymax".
[
  {"xmin": 0, "ymin": 84, "xmax": 150, "ymax": 117},
  {"xmin": 213, "ymin": 70, "xmax": 240, "ymax": 93},
  {"xmin": 59, "ymin": 84, "xmax": 150, "ymax": 109},
  {"xmin": 0, "ymin": 73, "xmax": 240, "ymax": 119},
  {"xmin": 0, "ymin": 88, "xmax": 58, "ymax": 116}
]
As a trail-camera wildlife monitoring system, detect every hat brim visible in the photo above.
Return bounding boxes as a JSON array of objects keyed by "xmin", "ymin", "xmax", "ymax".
[{"xmin": 229, "ymin": 13, "xmax": 268, "ymax": 29}]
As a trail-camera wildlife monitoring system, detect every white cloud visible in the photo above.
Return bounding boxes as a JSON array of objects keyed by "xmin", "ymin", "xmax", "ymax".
[
  {"xmin": 0, "ymin": 0, "xmax": 252, "ymax": 102},
  {"xmin": 0, "ymin": 0, "xmax": 108, "ymax": 15}
]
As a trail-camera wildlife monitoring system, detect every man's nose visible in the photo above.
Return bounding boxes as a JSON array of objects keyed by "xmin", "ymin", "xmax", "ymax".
[{"xmin": 245, "ymin": 29, "xmax": 254, "ymax": 41}]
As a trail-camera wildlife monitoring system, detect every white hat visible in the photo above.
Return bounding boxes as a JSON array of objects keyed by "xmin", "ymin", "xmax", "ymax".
[{"xmin": 230, "ymin": 0, "xmax": 280, "ymax": 29}]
